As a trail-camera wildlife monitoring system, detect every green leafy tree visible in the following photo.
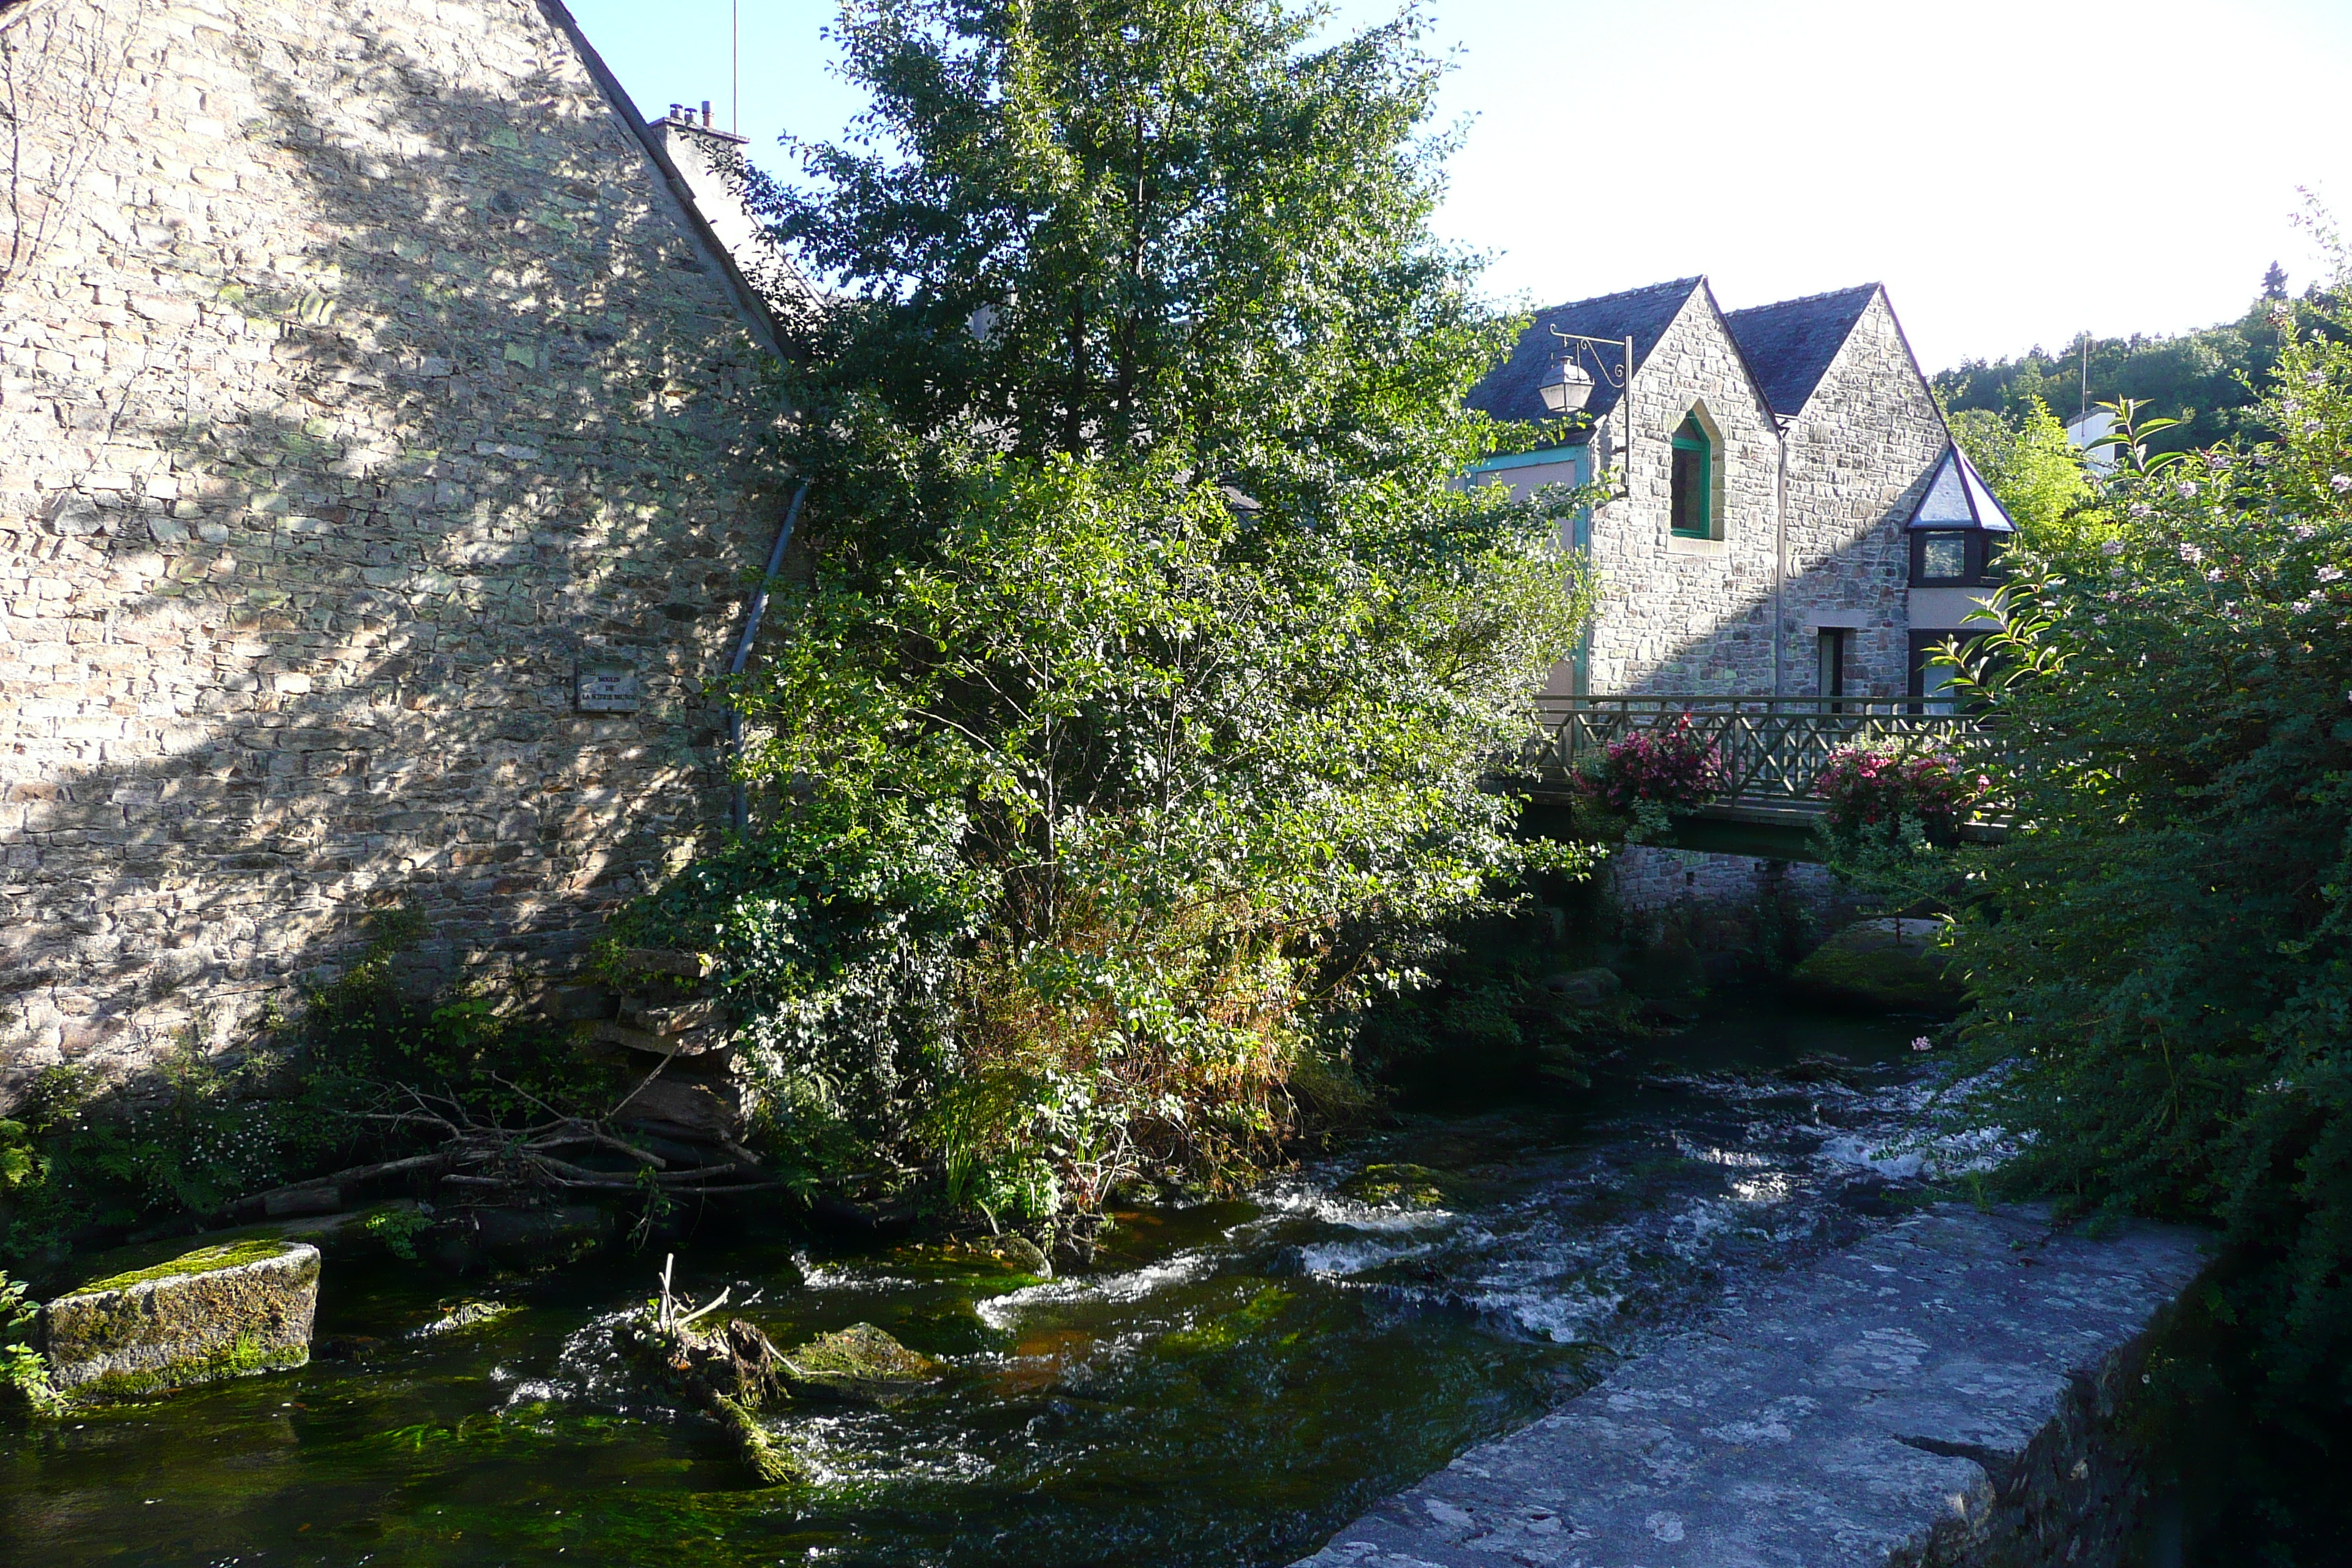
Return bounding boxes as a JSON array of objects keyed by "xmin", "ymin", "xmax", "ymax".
[
  {"xmin": 1932, "ymin": 256, "xmax": 2343, "ymax": 455},
  {"xmin": 1946, "ymin": 394, "xmax": 2108, "ymax": 551},
  {"xmin": 1941, "ymin": 252, "xmax": 2352, "ymax": 1384},
  {"xmin": 623, "ymin": 0, "xmax": 1594, "ymax": 1220}
]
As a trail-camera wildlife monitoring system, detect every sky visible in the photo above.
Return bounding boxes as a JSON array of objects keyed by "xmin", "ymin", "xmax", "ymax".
[{"xmin": 562, "ymin": 0, "xmax": 2352, "ymax": 373}]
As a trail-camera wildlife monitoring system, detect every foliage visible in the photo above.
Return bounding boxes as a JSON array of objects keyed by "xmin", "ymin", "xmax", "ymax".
[
  {"xmin": 1574, "ymin": 717, "xmax": 1727, "ymax": 818},
  {"xmin": 1939, "ymin": 244, "xmax": 2352, "ymax": 1390},
  {"xmin": 1932, "ymin": 260, "xmax": 2343, "ymax": 455},
  {"xmin": 1945, "ymin": 394, "xmax": 2110, "ymax": 552},
  {"xmin": 1815, "ymin": 745, "xmax": 1983, "ymax": 843},
  {"xmin": 631, "ymin": 0, "xmax": 1598, "ymax": 1221},
  {"xmin": 756, "ymin": 0, "xmax": 1513, "ymax": 537},
  {"xmin": 362, "ymin": 1205, "xmax": 431, "ymax": 1262},
  {"xmin": 630, "ymin": 452, "xmax": 1592, "ymax": 1219},
  {"xmin": 0, "ymin": 1269, "xmax": 62, "ymax": 1420},
  {"xmin": 0, "ymin": 909, "xmax": 624, "ymax": 1269}
]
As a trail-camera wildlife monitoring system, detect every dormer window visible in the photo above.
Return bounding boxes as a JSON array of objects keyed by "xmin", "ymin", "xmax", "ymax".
[
  {"xmin": 1906, "ymin": 445, "xmax": 2014, "ymax": 585},
  {"xmin": 1670, "ymin": 412, "xmax": 1715, "ymax": 539}
]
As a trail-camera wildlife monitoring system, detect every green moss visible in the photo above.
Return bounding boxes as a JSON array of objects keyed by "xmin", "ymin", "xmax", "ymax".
[
  {"xmin": 1338, "ymin": 1163, "xmax": 1449, "ymax": 1208},
  {"xmin": 412, "ymin": 1300, "xmax": 517, "ymax": 1338},
  {"xmin": 63, "ymin": 1332, "xmax": 308, "ymax": 1405},
  {"xmin": 67, "ymin": 1239, "xmax": 298, "ymax": 1297},
  {"xmin": 780, "ymin": 1323, "xmax": 941, "ymax": 1405},
  {"xmin": 712, "ymin": 1394, "xmax": 808, "ymax": 1486}
]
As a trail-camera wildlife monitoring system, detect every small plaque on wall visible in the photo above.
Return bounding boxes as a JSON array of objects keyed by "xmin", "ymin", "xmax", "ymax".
[{"xmin": 576, "ymin": 663, "xmax": 641, "ymax": 712}]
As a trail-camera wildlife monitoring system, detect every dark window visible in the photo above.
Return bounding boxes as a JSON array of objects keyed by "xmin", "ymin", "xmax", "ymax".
[
  {"xmin": 1920, "ymin": 532, "xmax": 1969, "ymax": 581},
  {"xmin": 1817, "ymin": 627, "xmax": 1847, "ymax": 709},
  {"xmin": 1910, "ymin": 529, "xmax": 2005, "ymax": 587},
  {"xmin": 1670, "ymin": 413, "xmax": 1713, "ymax": 538}
]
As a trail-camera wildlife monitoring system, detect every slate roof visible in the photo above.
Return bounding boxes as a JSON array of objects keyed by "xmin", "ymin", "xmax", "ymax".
[
  {"xmin": 1721, "ymin": 284, "xmax": 1880, "ymax": 416},
  {"xmin": 1468, "ymin": 277, "xmax": 1703, "ymax": 427}
]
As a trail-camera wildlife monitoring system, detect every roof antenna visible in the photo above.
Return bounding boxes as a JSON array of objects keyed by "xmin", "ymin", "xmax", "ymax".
[{"xmin": 732, "ymin": 0, "xmax": 739, "ymax": 136}]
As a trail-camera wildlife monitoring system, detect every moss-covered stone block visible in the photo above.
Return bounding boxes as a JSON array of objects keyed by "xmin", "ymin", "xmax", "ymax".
[
  {"xmin": 42, "ymin": 1239, "xmax": 320, "ymax": 1401},
  {"xmin": 781, "ymin": 1322, "xmax": 943, "ymax": 1405},
  {"xmin": 1788, "ymin": 916, "xmax": 1964, "ymax": 1012}
]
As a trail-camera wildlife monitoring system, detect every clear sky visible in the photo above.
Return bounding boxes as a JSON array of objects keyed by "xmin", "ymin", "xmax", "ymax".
[{"xmin": 563, "ymin": 0, "xmax": 2352, "ymax": 372}]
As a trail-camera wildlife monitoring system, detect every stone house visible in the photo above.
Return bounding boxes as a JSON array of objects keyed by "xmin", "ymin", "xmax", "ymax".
[
  {"xmin": 0, "ymin": 0, "xmax": 804, "ymax": 1098},
  {"xmin": 1466, "ymin": 276, "xmax": 2011, "ymax": 704}
]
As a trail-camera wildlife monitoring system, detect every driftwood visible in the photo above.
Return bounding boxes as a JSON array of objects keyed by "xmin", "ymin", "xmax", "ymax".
[
  {"xmin": 625, "ymin": 1254, "xmax": 802, "ymax": 1484},
  {"xmin": 229, "ymin": 1071, "xmax": 779, "ymax": 1220}
]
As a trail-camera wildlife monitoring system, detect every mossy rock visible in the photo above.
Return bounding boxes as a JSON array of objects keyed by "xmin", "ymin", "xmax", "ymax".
[
  {"xmin": 1338, "ymin": 1163, "xmax": 1450, "ymax": 1209},
  {"xmin": 1788, "ymin": 917, "xmax": 1964, "ymax": 1013},
  {"xmin": 781, "ymin": 1322, "xmax": 943, "ymax": 1405},
  {"xmin": 410, "ymin": 1300, "xmax": 518, "ymax": 1338},
  {"xmin": 42, "ymin": 1239, "xmax": 319, "ymax": 1402}
]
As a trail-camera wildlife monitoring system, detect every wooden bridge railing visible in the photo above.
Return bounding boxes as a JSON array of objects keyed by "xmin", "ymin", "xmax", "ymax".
[{"xmin": 1520, "ymin": 693, "xmax": 1994, "ymax": 808}]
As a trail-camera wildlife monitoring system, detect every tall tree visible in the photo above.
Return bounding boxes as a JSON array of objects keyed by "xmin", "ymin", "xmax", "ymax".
[
  {"xmin": 755, "ymin": 0, "xmax": 1507, "ymax": 543},
  {"xmin": 625, "ymin": 1, "xmax": 1591, "ymax": 1224}
]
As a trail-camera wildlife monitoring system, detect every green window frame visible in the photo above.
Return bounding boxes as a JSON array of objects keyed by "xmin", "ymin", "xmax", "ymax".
[{"xmin": 1670, "ymin": 412, "xmax": 1714, "ymax": 539}]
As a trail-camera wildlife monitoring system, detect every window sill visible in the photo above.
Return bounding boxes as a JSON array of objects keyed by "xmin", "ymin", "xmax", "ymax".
[{"xmin": 1667, "ymin": 532, "xmax": 1727, "ymax": 557}]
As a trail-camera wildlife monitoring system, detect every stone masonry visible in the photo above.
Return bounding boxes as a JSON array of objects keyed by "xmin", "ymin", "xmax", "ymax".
[
  {"xmin": 1774, "ymin": 290, "xmax": 1948, "ymax": 699},
  {"xmin": 1476, "ymin": 280, "xmax": 1950, "ymax": 701},
  {"xmin": 0, "ymin": 0, "xmax": 791, "ymax": 1099},
  {"xmin": 1584, "ymin": 284, "xmax": 1784, "ymax": 693}
]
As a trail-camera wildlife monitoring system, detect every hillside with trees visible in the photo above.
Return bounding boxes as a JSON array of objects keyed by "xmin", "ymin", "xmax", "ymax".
[{"xmin": 1933, "ymin": 261, "xmax": 2336, "ymax": 453}]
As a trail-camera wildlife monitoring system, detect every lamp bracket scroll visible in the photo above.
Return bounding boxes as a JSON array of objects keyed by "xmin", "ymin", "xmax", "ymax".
[{"xmin": 1537, "ymin": 326, "xmax": 1636, "ymax": 500}]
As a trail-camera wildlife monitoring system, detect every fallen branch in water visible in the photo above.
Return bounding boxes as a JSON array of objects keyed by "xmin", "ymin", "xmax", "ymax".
[{"xmin": 229, "ymin": 1076, "xmax": 771, "ymax": 1216}]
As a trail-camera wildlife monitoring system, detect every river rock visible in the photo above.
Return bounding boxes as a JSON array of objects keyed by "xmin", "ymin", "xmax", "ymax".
[
  {"xmin": 1789, "ymin": 916, "xmax": 1964, "ymax": 1011},
  {"xmin": 42, "ymin": 1238, "xmax": 320, "ymax": 1401},
  {"xmin": 1541, "ymin": 967, "xmax": 1624, "ymax": 1008},
  {"xmin": 781, "ymin": 1322, "xmax": 943, "ymax": 1405}
]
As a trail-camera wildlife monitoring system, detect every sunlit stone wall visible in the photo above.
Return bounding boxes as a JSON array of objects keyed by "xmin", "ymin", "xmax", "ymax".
[
  {"xmin": 1773, "ymin": 290, "xmax": 1946, "ymax": 699},
  {"xmin": 0, "ymin": 0, "xmax": 786, "ymax": 1097}
]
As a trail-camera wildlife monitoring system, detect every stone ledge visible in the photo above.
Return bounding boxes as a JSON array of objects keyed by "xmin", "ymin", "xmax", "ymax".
[{"xmin": 1291, "ymin": 1204, "xmax": 2206, "ymax": 1568}]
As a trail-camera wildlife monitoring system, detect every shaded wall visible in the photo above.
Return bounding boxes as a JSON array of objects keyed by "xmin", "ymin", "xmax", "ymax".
[{"xmin": 0, "ymin": 0, "xmax": 787, "ymax": 1098}]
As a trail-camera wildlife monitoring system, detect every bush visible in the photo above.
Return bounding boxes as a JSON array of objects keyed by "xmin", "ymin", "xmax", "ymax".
[
  {"xmin": 1575, "ymin": 715, "xmax": 1727, "ymax": 816},
  {"xmin": 1942, "ymin": 223, "xmax": 2352, "ymax": 1391},
  {"xmin": 1814, "ymin": 745, "xmax": 1983, "ymax": 841}
]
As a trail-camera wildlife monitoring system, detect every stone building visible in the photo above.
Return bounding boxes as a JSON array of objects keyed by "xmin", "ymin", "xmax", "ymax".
[
  {"xmin": 1467, "ymin": 276, "xmax": 2014, "ymax": 927},
  {"xmin": 1467, "ymin": 276, "xmax": 2010, "ymax": 702},
  {"xmin": 0, "ymin": 0, "xmax": 802, "ymax": 1098}
]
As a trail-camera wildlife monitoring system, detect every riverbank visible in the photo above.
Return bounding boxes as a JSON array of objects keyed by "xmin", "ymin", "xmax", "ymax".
[{"xmin": 4, "ymin": 991, "xmax": 1945, "ymax": 1565}]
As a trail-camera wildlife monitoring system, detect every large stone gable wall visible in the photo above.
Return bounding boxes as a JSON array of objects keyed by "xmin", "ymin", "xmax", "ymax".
[
  {"xmin": 1776, "ymin": 290, "xmax": 1946, "ymax": 698},
  {"xmin": 1585, "ymin": 290, "xmax": 1781, "ymax": 693},
  {"xmin": 0, "ymin": 0, "xmax": 785, "ymax": 1097}
]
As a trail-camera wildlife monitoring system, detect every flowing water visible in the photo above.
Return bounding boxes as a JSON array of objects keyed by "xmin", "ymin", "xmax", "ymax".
[{"xmin": 3, "ymin": 995, "xmax": 1942, "ymax": 1567}]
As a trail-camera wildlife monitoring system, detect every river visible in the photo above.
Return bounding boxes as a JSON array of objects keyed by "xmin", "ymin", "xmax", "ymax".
[{"xmin": 2, "ymin": 993, "xmax": 1938, "ymax": 1567}]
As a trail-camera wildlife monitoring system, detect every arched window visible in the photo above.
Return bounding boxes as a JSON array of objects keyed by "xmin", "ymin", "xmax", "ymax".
[{"xmin": 1670, "ymin": 412, "xmax": 1714, "ymax": 539}]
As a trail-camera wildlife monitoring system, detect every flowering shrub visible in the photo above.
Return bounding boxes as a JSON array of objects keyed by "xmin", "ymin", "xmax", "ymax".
[
  {"xmin": 1813, "ymin": 746, "xmax": 1983, "ymax": 839},
  {"xmin": 1575, "ymin": 715, "xmax": 1727, "ymax": 814}
]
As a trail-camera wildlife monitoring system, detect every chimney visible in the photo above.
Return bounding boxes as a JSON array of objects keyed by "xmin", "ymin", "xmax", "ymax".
[{"xmin": 701, "ymin": 101, "xmax": 712, "ymax": 129}]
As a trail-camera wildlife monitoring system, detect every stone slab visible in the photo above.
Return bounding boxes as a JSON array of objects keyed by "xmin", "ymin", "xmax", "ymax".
[
  {"xmin": 1292, "ymin": 1205, "xmax": 2206, "ymax": 1568},
  {"xmin": 42, "ymin": 1238, "xmax": 320, "ymax": 1400}
]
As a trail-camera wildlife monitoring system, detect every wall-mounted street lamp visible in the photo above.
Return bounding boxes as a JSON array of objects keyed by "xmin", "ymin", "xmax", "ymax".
[{"xmin": 1537, "ymin": 325, "xmax": 1635, "ymax": 500}]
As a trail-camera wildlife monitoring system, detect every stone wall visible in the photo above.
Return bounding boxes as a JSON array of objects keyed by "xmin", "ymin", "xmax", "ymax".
[
  {"xmin": 1584, "ymin": 287, "xmax": 1784, "ymax": 693},
  {"xmin": 1776, "ymin": 289, "xmax": 1947, "ymax": 698},
  {"xmin": 0, "ymin": 0, "xmax": 788, "ymax": 1099},
  {"xmin": 1607, "ymin": 843, "xmax": 1847, "ymax": 932}
]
